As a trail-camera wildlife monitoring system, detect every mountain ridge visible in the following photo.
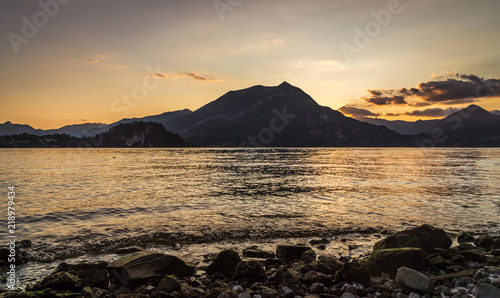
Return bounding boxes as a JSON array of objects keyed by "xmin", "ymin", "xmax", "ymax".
[{"xmin": 2, "ymin": 83, "xmax": 500, "ymax": 147}]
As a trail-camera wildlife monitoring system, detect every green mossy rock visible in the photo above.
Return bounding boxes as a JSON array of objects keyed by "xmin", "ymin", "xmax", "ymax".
[
  {"xmin": 232, "ymin": 260, "xmax": 267, "ymax": 283},
  {"xmin": 107, "ymin": 251, "xmax": 195, "ymax": 288},
  {"xmin": 205, "ymin": 249, "xmax": 242, "ymax": 277},
  {"xmin": 362, "ymin": 247, "xmax": 425, "ymax": 276},
  {"xmin": 373, "ymin": 224, "xmax": 452, "ymax": 254}
]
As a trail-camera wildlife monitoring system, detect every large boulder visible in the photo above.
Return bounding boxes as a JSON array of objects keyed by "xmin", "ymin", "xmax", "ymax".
[
  {"xmin": 311, "ymin": 255, "xmax": 343, "ymax": 274},
  {"xmin": 474, "ymin": 283, "xmax": 500, "ymax": 298},
  {"xmin": 373, "ymin": 224, "xmax": 452, "ymax": 254},
  {"xmin": 242, "ymin": 246, "xmax": 275, "ymax": 259},
  {"xmin": 395, "ymin": 266, "xmax": 433, "ymax": 293},
  {"xmin": 54, "ymin": 261, "xmax": 109, "ymax": 288},
  {"xmin": 232, "ymin": 260, "xmax": 267, "ymax": 283},
  {"xmin": 29, "ymin": 271, "xmax": 82, "ymax": 292},
  {"xmin": 271, "ymin": 267, "xmax": 303, "ymax": 287},
  {"xmin": 154, "ymin": 275, "xmax": 181, "ymax": 297},
  {"xmin": 334, "ymin": 261, "xmax": 370, "ymax": 287},
  {"xmin": 362, "ymin": 247, "xmax": 426, "ymax": 275},
  {"xmin": 107, "ymin": 251, "xmax": 195, "ymax": 288},
  {"xmin": 205, "ymin": 249, "xmax": 242, "ymax": 277},
  {"xmin": 276, "ymin": 245, "xmax": 311, "ymax": 262}
]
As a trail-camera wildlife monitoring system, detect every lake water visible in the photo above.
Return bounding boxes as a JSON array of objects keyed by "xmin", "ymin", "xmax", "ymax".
[{"xmin": 1, "ymin": 148, "xmax": 500, "ymax": 286}]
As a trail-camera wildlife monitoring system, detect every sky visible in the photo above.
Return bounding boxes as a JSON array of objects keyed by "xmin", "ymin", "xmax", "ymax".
[{"xmin": 1, "ymin": 0, "xmax": 499, "ymax": 129}]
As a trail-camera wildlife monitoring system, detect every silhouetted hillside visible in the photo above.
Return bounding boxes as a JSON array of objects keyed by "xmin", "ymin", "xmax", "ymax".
[
  {"xmin": 0, "ymin": 122, "xmax": 190, "ymax": 148},
  {"xmin": 165, "ymin": 82, "xmax": 406, "ymax": 146},
  {"xmin": 85, "ymin": 121, "xmax": 190, "ymax": 147}
]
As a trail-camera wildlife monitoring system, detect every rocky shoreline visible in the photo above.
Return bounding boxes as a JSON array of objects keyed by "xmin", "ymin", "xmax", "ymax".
[{"xmin": 1, "ymin": 224, "xmax": 500, "ymax": 298}]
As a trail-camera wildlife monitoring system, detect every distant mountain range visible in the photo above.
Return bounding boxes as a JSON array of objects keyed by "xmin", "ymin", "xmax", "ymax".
[
  {"xmin": 0, "ymin": 122, "xmax": 189, "ymax": 148},
  {"xmin": 2, "ymin": 82, "xmax": 500, "ymax": 147}
]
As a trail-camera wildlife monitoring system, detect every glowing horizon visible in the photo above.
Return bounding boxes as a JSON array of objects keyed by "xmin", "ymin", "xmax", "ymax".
[{"xmin": 1, "ymin": 0, "xmax": 499, "ymax": 130}]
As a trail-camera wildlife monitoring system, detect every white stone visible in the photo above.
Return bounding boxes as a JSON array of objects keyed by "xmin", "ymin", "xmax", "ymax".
[{"xmin": 395, "ymin": 266, "xmax": 433, "ymax": 293}]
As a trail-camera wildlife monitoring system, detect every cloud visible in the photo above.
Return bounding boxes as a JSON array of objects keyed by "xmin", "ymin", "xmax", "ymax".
[
  {"xmin": 291, "ymin": 59, "xmax": 347, "ymax": 72},
  {"xmin": 360, "ymin": 73, "xmax": 500, "ymax": 107},
  {"xmin": 83, "ymin": 54, "xmax": 124, "ymax": 71},
  {"xmin": 491, "ymin": 110, "xmax": 500, "ymax": 116},
  {"xmin": 152, "ymin": 72, "xmax": 222, "ymax": 82},
  {"xmin": 409, "ymin": 102, "xmax": 432, "ymax": 107},
  {"xmin": 338, "ymin": 106, "xmax": 380, "ymax": 117},
  {"xmin": 362, "ymin": 91, "xmax": 407, "ymax": 105},
  {"xmin": 404, "ymin": 107, "xmax": 461, "ymax": 117},
  {"xmin": 184, "ymin": 72, "xmax": 220, "ymax": 81}
]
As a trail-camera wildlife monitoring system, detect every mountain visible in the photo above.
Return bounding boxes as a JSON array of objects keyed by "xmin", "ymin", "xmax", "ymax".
[
  {"xmin": 355, "ymin": 117, "xmax": 440, "ymax": 135},
  {"xmin": 0, "ymin": 122, "xmax": 190, "ymax": 148},
  {"xmin": 84, "ymin": 121, "xmax": 190, "ymax": 147},
  {"xmin": 44, "ymin": 123, "xmax": 107, "ymax": 137},
  {"xmin": 0, "ymin": 121, "xmax": 44, "ymax": 136},
  {"xmin": 164, "ymin": 81, "xmax": 406, "ymax": 146},
  {"xmin": 82, "ymin": 109, "xmax": 192, "ymax": 137},
  {"xmin": 419, "ymin": 104, "xmax": 500, "ymax": 146},
  {"xmin": 0, "ymin": 121, "xmax": 105, "ymax": 137}
]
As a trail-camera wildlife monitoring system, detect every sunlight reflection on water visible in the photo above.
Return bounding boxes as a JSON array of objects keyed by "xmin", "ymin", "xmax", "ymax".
[{"xmin": 1, "ymin": 147, "xmax": 499, "ymax": 258}]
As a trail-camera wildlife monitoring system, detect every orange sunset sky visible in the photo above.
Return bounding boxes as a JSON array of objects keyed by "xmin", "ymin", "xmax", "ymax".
[{"xmin": 1, "ymin": 0, "xmax": 499, "ymax": 129}]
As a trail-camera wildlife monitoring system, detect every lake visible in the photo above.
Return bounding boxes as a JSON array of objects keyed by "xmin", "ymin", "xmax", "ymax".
[{"xmin": 1, "ymin": 148, "xmax": 499, "ymax": 286}]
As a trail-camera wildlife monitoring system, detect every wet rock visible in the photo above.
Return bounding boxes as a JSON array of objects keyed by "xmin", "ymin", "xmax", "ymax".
[
  {"xmin": 456, "ymin": 243, "xmax": 478, "ymax": 251},
  {"xmin": 218, "ymin": 290, "xmax": 239, "ymax": 298},
  {"xmin": 276, "ymin": 245, "xmax": 311, "ymax": 262},
  {"xmin": 309, "ymin": 282, "xmax": 325, "ymax": 294},
  {"xmin": 238, "ymin": 293, "xmax": 252, "ymax": 298},
  {"xmin": 271, "ymin": 267, "xmax": 302, "ymax": 287},
  {"xmin": 277, "ymin": 284, "xmax": 294, "ymax": 297},
  {"xmin": 29, "ymin": 271, "xmax": 82, "ymax": 292},
  {"xmin": 454, "ymin": 276, "xmax": 474, "ymax": 288},
  {"xmin": 394, "ymin": 267, "xmax": 433, "ymax": 293},
  {"xmin": 424, "ymin": 253, "xmax": 448, "ymax": 268},
  {"xmin": 461, "ymin": 249, "xmax": 487, "ymax": 262},
  {"xmin": 242, "ymin": 246, "xmax": 275, "ymax": 259},
  {"xmin": 232, "ymin": 285, "xmax": 244, "ymax": 293},
  {"xmin": 54, "ymin": 261, "xmax": 109, "ymax": 288},
  {"xmin": 457, "ymin": 232, "xmax": 474, "ymax": 244},
  {"xmin": 154, "ymin": 275, "xmax": 181, "ymax": 296},
  {"xmin": 309, "ymin": 255, "xmax": 343, "ymax": 275},
  {"xmin": 0, "ymin": 246, "xmax": 28, "ymax": 267},
  {"xmin": 473, "ymin": 283, "xmax": 500, "ymax": 297},
  {"xmin": 206, "ymin": 249, "xmax": 242, "ymax": 278},
  {"xmin": 309, "ymin": 238, "xmax": 330, "ymax": 246},
  {"xmin": 233, "ymin": 261, "xmax": 267, "ymax": 283},
  {"xmin": 334, "ymin": 261, "xmax": 370, "ymax": 287},
  {"xmin": 362, "ymin": 248, "xmax": 425, "ymax": 275},
  {"xmin": 340, "ymin": 292, "xmax": 356, "ymax": 298},
  {"xmin": 490, "ymin": 249, "xmax": 500, "ymax": 256},
  {"xmin": 17, "ymin": 240, "xmax": 32, "ymax": 249},
  {"xmin": 372, "ymin": 224, "xmax": 452, "ymax": 254},
  {"xmin": 107, "ymin": 251, "xmax": 195, "ymax": 288},
  {"xmin": 486, "ymin": 255, "xmax": 500, "ymax": 265},
  {"xmin": 254, "ymin": 286, "xmax": 278, "ymax": 298},
  {"xmin": 474, "ymin": 236, "xmax": 494, "ymax": 250},
  {"xmin": 303, "ymin": 271, "xmax": 333, "ymax": 286},
  {"xmin": 301, "ymin": 249, "xmax": 317, "ymax": 263},
  {"xmin": 115, "ymin": 246, "xmax": 144, "ymax": 254}
]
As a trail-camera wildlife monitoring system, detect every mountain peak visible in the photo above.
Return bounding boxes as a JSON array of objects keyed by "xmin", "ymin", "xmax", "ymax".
[
  {"xmin": 278, "ymin": 81, "xmax": 293, "ymax": 88},
  {"xmin": 3, "ymin": 121, "xmax": 12, "ymax": 125}
]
